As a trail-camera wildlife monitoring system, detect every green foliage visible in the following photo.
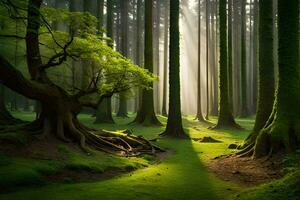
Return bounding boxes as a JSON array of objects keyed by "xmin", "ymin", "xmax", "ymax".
[{"xmin": 0, "ymin": 3, "xmax": 155, "ymax": 99}]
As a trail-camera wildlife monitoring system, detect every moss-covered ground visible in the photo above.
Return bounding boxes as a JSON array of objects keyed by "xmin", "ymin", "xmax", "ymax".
[{"xmin": 0, "ymin": 112, "xmax": 298, "ymax": 200}]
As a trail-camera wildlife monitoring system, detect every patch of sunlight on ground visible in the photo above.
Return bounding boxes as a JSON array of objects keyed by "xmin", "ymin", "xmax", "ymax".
[{"xmin": 1, "ymin": 112, "xmax": 254, "ymax": 200}]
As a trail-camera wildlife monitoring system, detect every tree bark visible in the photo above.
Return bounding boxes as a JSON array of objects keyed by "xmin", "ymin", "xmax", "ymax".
[
  {"xmin": 160, "ymin": 0, "xmax": 186, "ymax": 138},
  {"xmin": 214, "ymin": 0, "xmax": 240, "ymax": 129},
  {"xmin": 240, "ymin": 0, "xmax": 249, "ymax": 117},
  {"xmin": 95, "ymin": 0, "xmax": 114, "ymax": 124},
  {"xmin": 254, "ymin": 0, "xmax": 299, "ymax": 157},
  {"xmin": 0, "ymin": 0, "xmax": 161, "ymax": 156},
  {"xmin": 195, "ymin": 0, "xmax": 205, "ymax": 122},
  {"xmin": 242, "ymin": 0, "xmax": 275, "ymax": 149},
  {"xmin": 161, "ymin": 0, "xmax": 169, "ymax": 117},
  {"xmin": 133, "ymin": 0, "xmax": 162, "ymax": 126},
  {"xmin": 205, "ymin": 0, "xmax": 210, "ymax": 120},
  {"xmin": 117, "ymin": 0, "xmax": 129, "ymax": 118}
]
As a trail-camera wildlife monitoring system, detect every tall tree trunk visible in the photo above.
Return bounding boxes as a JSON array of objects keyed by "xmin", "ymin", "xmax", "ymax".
[
  {"xmin": 252, "ymin": 0, "xmax": 259, "ymax": 113},
  {"xmin": 241, "ymin": 0, "xmax": 275, "ymax": 150},
  {"xmin": 117, "ymin": 0, "xmax": 129, "ymax": 118},
  {"xmin": 253, "ymin": 0, "xmax": 299, "ymax": 157},
  {"xmin": 196, "ymin": 0, "xmax": 205, "ymax": 121},
  {"xmin": 160, "ymin": 0, "xmax": 185, "ymax": 137},
  {"xmin": 205, "ymin": 0, "xmax": 210, "ymax": 120},
  {"xmin": 154, "ymin": 0, "xmax": 161, "ymax": 114},
  {"xmin": 132, "ymin": 0, "xmax": 161, "ymax": 126},
  {"xmin": 135, "ymin": 0, "xmax": 143, "ymax": 113},
  {"xmin": 228, "ymin": 0, "xmax": 233, "ymax": 110},
  {"xmin": 161, "ymin": 0, "xmax": 169, "ymax": 117},
  {"xmin": 95, "ymin": 0, "xmax": 115, "ymax": 124},
  {"xmin": 97, "ymin": 0, "xmax": 104, "ymax": 32},
  {"xmin": 240, "ymin": 0, "xmax": 249, "ymax": 117},
  {"xmin": 214, "ymin": 0, "xmax": 239, "ymax": 129}
]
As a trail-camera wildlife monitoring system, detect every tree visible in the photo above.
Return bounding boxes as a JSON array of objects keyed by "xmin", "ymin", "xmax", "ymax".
[
  {"xmin": 228, "ymin": 0, "xmax": 233, "ymax": 109},
  {"xmin": 95, "ymin": 0, "xmax": 115, "ymax": 124},
  {"xmin": 253, "ymin": 0, "xmax": 299, "ymax": 157},
  {"xmin": 154, "ymin": 0, "xmax": 161, "ymax": 114},
  {"xmin": 205, "ymin": 0, "xmax": 210, "ymax": 120},
  {"xmin": 133, "ymin": 0, "xmax": 162, "ymax": 126},
  {"xmin": 241, "ymin": 0, "xmax": 275, "ymax": 151},
  {"xmin": 117, "ymin": 0, "xmax": 129, "ymax": 118},
  {"xmin": 0, "ymin": 0, "xmax": 160, "ymax": 155},
  {"xmin": 161, "ymin": 0, "xmax": 169, "ymax": 117},
  {"xmin": 252, "ymin": 0, "xmax": 259, "ymax": 113},
  {"xmin": 214, "ymin": 0, "xmax": 240, "ymax": 129},
  {"xmin": 195, "ymin": 0, "xmax": 205, "ymax": 122},
  {"xmin": 240, "ymin": 0, "xmax": 249, "ymax": 117},
  {"xmin": 160, "ymin": 0, "xmax": 186, "ymax": 138}
]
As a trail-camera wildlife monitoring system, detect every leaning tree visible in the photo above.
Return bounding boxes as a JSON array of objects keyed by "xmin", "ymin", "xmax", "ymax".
[
  {"xmin": 253, "ymin": 0, "xmax": 299, "ymax": 157},
  {"xmin": 0, "ymin": 0, "xmax": 162, "ymax": 156}
]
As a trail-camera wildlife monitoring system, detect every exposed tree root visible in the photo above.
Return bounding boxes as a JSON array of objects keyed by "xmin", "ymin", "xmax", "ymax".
[
  {"xmin": 159, "ymin": 127, "xmax": 188, "ymax": 139},
  {"xmin": 0, "ymin": 117, "xmax": 165, "ymax": 157}
]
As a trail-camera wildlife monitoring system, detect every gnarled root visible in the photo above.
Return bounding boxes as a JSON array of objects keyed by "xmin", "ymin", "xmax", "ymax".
[
  {"xmin": 59, "ymin": 117, "xmax": 165, "ymax": 156},
  {"xmin": 253, "ymin": 118, "xmax": 300, "ymax": 158}
]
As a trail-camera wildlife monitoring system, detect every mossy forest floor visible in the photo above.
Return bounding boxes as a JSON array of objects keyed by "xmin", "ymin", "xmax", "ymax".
[{"xmin": 0, "ymin": 112, "xmax": 299, "ymax": 200}]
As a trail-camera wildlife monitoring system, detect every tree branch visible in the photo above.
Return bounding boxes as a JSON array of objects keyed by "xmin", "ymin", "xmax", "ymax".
[{"xmin": 0, "ymin": 55, "xmax": 56, "ymax": 101}]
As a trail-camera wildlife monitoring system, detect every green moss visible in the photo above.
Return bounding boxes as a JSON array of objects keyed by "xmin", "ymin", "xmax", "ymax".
[
  {"xmin": 0, "ymin": 113, "xmax": 254, "ymax": 200},
  {"xmin": 0, "ymin": 156, "xmax": 60, "ymax": 191},
  {"xmin": 235, "ymin": 170, "xmax": 300, "ymax": 200}
]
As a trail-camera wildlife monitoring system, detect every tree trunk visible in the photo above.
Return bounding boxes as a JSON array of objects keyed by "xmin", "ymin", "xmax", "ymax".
[
  {"xmin": 252, "ymin": 0, "xmax": 258, "ymax": 113},
  {"xmin": 117, "ymin": 0, "xmax": 129, "ymax": 118},
  {"xmin": 228, "ymin": 0, "xmax": 233, "ymax": 110},
  {"xmin": 254, "ymin": 0, "xmax": 299, "ymax": 158},
  {"xmin": 214, "ymin": 0, "xmax": 240, "ymax": 129},
  {"xmin": 161, "ymin": 0, "xmax": 169, "ymax": 117},
  {"xmin": 160, "ymin": 0, "xmax": 186, "ymax": 138},
  {"xmin": 0, "ymin": 0, "xmax": 162, "ymax": 156},
  {"xmin": 205, "ymin": 0, "xmax": 210, "ymax": 120},
  {"xmin": 195, "ymin": 0, "xmax": 205, "ymax": 122},
  {"xmin": 95, "ymin": 0, "xmax": 114, "ymax": 124},
  {"xmin": 154, "ymin": 0, "xmax": 161, "ymax": 114},
  {"xmin": 240, "ymin": 0, "xmax": 249, "ymax": 117},
  {"xmin": 242, "ymin": 0, "xmax": 275, "ymax": 149},
  {"xmin": 133, "ymin": 0, "xmax": 161, "ymax": 126}
]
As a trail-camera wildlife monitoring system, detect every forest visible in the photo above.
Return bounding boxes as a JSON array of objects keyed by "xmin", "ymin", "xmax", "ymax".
[{"xmin": 0, "ymin": 0, "xmax": 299, "ymax": 199}]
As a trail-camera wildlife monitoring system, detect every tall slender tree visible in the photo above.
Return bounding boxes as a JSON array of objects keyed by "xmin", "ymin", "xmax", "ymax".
[
  {"xmin": 228, "ymin": 0, "xmax": 233, "ymax": 109},
  {"xmin": 161, "ymin": 0, "xmax": 185, "ymax": 137},
  {"xmin": 240, "ymin": 0, "xmax": 249, "ymax": 117},
  {"xmin": 117, "ymin": 0, "xmax": 129, "ymax": 117},
  {"xmin": 214, "ymin": 0, "xmax": 239, "ymax": 129},
  {"xmin": 254, "ymin": 0, "xmax": 299, "ymax": 157},
  {"xmin": 252, "ymin": 0, "xmax": 259, "ymax": 112},
  {"xmin": 205, "ymin": 0, "xmax": 210, "ymax": 120},
  {"xmin": 161, "ymin": 0, "xmax": 169, "ymax": 117},
  {"xmin": 95, "ymin": 0, "xmax": 115, "ymax": 124},
  {"xmin": 133, "ymin": 0, "xmax": 161, "ymax": 126},
  {"xmin": 195, "ymin": 0, "xmax": 205, "ymax": 122}
]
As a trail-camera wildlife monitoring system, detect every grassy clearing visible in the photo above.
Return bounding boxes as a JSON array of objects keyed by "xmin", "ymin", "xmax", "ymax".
[{"xmin": 0, "ymin": 112, "xmax": 253, "ymax": 200}]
